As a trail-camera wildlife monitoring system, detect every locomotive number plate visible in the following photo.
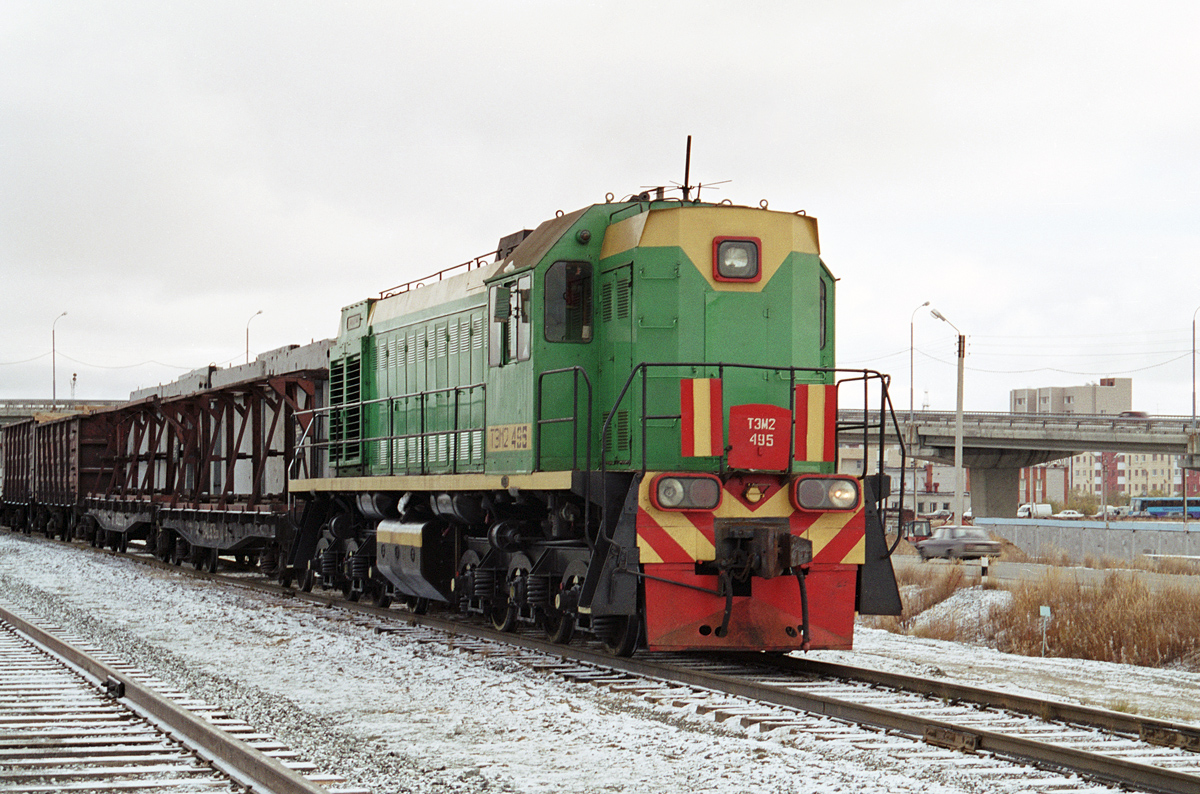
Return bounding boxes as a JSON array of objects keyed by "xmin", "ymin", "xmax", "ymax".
[
  {"xmin": 487, "ymin": 423, "xmax": 532, "ymax": 452},
  {"xmin": 728, "ymin": 404, "xmax": 791, "ymax": 470}
]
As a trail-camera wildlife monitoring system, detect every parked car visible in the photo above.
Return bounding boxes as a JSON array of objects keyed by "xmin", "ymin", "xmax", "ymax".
[
  {"xmin": 914, "ymin": 526, "xmax": 1002, "ymax": 561},
  {"xmin": 1052, "ymin": 509, "xmax": 1085, "ymax": 519}
]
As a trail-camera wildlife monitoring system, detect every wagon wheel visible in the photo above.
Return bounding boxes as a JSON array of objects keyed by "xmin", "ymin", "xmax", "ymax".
[
  {"xmin": 205, "ymin": 548, "xmax": 218, "ymax": 574},
  {"xmin": 171, "ymin": 537, "xmax": 189, "ymax": 566},
  {"xmin": 404, "ymin": 596, "xmax": 429, "ymax": 615}
]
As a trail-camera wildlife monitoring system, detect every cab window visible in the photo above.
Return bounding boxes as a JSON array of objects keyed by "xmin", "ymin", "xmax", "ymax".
[{"xmin": 544, "ymin": 261, "xmax": 592, "ymax": 343}]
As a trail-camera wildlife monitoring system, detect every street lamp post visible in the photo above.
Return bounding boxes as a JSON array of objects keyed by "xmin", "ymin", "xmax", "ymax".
[
  {"xmin": 908, "ymin": 301, "xmax": 930, "ymax": 530},
  {"xmin": 246, "ymin": 310, "xmax": 263, "ymax": 365},
  {"xmin": 931, "ymin": 308, "xmax": 966, "ymax": 525},
  {"xmin": 52, "ymin": 311, "xmax": 67, "ymax": 408}
]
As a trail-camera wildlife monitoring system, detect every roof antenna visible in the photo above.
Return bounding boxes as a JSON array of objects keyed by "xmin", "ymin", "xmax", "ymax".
[{"xmin": 682, "ymin": 135, "xmax": 693, "ymax": 201}]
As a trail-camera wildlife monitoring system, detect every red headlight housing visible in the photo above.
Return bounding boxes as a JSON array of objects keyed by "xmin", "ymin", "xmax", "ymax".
[
  {"xmin": 651, "ymin": 473, "xmax": 723, "ymax": 511},
  {"xmin": 792, "ymin": 476, "xmax": 860, "ymax": 512},
  {"xmin": 712, "ymin": 237, "xmax": 762, "ymax": 282}
]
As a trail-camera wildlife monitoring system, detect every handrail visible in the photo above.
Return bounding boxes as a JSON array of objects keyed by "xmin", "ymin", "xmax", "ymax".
[
  {"xmin": 535, "ymin": 366, "xmax": 594, "ymax": 547},
  {"xmin": 596, "ymin": 362, "xmax": 898, "ymax": 545},
  {"xmin": 378, "ymin": 252, "xmax": 499, "ymax": 299},
  {"xmin": 289, "ymin": 381, "xmax": 486, "ymax": 479}
]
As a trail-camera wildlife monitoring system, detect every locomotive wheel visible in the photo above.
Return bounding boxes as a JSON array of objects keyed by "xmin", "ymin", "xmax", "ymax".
[
  {"xmin": 596, "ymin": 615, "xmax": 640, "ymax": 657},
  {"xmin": 343, "ymin": 581, "xmax": 360, "ymax": 602},
  {"xmin": 543, "ymin": 610, "xmax": 574, "ymax": 645},
  {"xmin": 300, "ymin": 565, "xmax": 315, "ymax": 593},
  {"xmin": 372, "ymin": 587, "xmax": 392, "ymax": 609},
  {"xmin": 490, "ymin": 600, "xmax": 517, "ymax": 632}
]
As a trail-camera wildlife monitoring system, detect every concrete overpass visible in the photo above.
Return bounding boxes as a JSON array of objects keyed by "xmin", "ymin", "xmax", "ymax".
[{"xmin": 847, "ymin": 410, "xmax": 1200, "ymax": 519}]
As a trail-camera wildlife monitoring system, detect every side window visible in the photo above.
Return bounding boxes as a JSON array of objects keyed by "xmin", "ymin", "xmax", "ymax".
[
  {"xmin": 544, "ymin": 261, "xmax": 593, "ymax": 343},
  {"xmin": 819, "ymin": 277, "xmax": 828, "ymax": 350},
  {"xmin": 489, "ymin": 275, "xmax": 532, "ymax": 367}
]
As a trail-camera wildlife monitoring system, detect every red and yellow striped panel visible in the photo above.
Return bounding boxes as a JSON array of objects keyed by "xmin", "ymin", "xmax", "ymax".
[
  {"xmin": 794, "ymin": 384, "xmax": 837, "ymax": 462},
  {"xmin": 680, "ymin": 378, "xmax": 723, "ymax": 457},
  {"xmin": 635, "ymin": 474, "xmax": 865, "ymax": 566}
]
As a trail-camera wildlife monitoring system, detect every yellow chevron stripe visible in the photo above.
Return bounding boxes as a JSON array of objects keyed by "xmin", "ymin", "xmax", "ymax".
[
  {"xmin": 712, "ymin": 485, "xmax": 793, "ymax": 519},
  {"xmin": 841, "ymin": 534, "xmax": 866, "ymax": 565},
  {"xmin": 636, "ymin": 534, "xmax": 664, "ymax": 564},
  {"xmin": 799, "ymin": 511, "xmax": 855, "ymax": 555}
]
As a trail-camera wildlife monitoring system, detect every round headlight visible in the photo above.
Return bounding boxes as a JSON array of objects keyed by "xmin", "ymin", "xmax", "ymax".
[
  {"xmin": 686, "ymin": 477, "xmax": 721, "ymax": 510},
  {"xmin": 797, "ymin": 479, "xmax": 828, "ymax": 508},
  {"xmin": 657, "ymin": 477, "xmax": 686, "ymax": 508},
  {"xmin": 827, "ymin": 480, "xmax": 858, "ymax": 509}
]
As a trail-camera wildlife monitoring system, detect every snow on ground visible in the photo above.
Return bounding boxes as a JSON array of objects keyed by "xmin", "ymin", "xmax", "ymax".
[{"xmin": 0, "ymin": 532, "xmax": 1190, "ymax": 792}]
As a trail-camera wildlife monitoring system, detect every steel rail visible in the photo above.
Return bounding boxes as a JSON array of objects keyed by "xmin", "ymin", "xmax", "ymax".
[
  {"xmin": 719, "ymin": 652, "xmax": 1200, "ymax": 748},
  {"xmin": 14, "ymin": 532, "xmax": 1200, "ymax": 794},
  {"xmin": 0, "ymin": 603, "xmax": 330, "ymax": 794}
]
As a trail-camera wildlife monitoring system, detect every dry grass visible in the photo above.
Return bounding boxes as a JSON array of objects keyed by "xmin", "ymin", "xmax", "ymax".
[
  {"xmin": 864, "ymin": 560, "xmax": 1200, "ymax": 670},
  {"xmin": 989, "ymin": 571, "xmax": 1200, "ymax": 668},
  {"xmin": 860, "ymin": 564, "xmax": 973, "ymax": 634}
]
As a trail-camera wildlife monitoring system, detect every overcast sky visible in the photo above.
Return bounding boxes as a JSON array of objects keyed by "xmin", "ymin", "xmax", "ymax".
[{"xmin": 3, "ymin": 2, "xmax": 1199, "ymax": 414}]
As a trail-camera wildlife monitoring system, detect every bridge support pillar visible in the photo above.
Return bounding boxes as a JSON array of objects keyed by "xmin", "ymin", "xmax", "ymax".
[{"xmin": 969, "ymin": 467, "xmax": 1020, "ymax": 520}]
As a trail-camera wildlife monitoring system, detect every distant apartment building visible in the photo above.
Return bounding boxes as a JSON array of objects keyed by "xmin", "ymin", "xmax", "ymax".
[
  {"xmin": 1021, "ymin": 450, "xmax": 1200, "ymax": 503},
  {"xmin": 1010, "ymin": 377, "xmax": 1132, "ymax": 415}
]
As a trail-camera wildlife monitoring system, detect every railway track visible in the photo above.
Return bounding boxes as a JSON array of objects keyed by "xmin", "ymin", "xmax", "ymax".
[
  {"xmin": 8, "ymin": 529, "xmax": 1200, "ymax": 794},
  {"xmin": 0, "ymin": 602, "xmax": 363, "ymax": 794}
]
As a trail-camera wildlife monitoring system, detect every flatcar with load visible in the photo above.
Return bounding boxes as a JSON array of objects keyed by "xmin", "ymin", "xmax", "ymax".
[{"xmin": 287, "ymin": 193, "xmax": 903, "ymax": 655}]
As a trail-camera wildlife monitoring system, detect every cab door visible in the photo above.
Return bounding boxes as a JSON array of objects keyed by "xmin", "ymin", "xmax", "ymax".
[{"xmin": 484, "ymin": 273, "xmax": 534, "ymax": 472}]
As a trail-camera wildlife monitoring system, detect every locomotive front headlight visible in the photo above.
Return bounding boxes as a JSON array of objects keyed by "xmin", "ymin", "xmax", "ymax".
[
  {"xmin": 793, "ymin": 476, "xmax": 860, "ymax": 511},
  {"xmin": 656, "ymin": 478, "xmax": 686, "ymax": 508},
  {"xmin": 713, "ymin": 238, "xmax": 761, "ymax": 281},
  {"xmin": 723, "ymin": 246, "xmax": 750, "ymax": 272},
  {"xmin": 827, "ymin": 480, "xmax": 858, "ymax": 509},
  {"xmin": 652, "ymin": 474, "xmax": 723, "ymax": 511}
]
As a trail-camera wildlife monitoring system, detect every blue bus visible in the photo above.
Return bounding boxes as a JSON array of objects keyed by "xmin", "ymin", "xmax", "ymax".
[{"xmin": 1128, "ymin": 496, "xmax": 1200, "ymax": 518}]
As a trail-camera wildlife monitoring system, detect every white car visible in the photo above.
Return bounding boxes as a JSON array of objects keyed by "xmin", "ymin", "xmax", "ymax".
[{"xmin": 1052, "ymin": 509, "xmax": 1085, "ymax": 519}]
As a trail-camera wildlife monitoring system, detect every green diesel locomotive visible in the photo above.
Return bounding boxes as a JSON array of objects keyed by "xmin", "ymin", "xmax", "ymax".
[{"xmin": 289, "ymin": 193, "xmax": 902, "ymax": 655}]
